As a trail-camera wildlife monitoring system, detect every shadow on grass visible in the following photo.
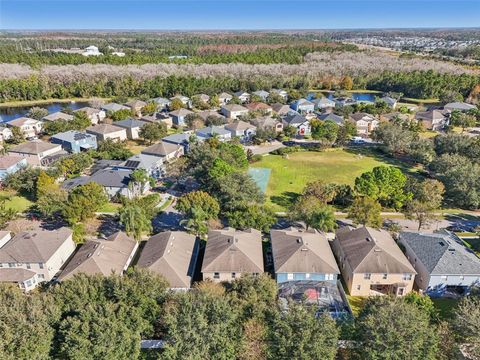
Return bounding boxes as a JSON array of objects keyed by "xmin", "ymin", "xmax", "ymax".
[{"xmin": 271, "ymin": 191, "xmax": 300, "ymax": 209}]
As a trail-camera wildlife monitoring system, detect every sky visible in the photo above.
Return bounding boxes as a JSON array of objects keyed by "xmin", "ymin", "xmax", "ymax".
[{"xmin": 0, "ymin": 0, "xmax": 479, "ymax": 30}]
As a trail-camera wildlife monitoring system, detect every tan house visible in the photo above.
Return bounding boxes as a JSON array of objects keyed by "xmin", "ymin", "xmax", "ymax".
[
  {"xmin": 5, "ymin": 117, "xmax": 43, "ymax": 138},
  {"xmin": 137, "ymin": 231, "xmax": 199, "ymax": 289},
  {"xmin": 245, "ymin": 102, "xmax": 273, "ymax": 114},
  {"xmin": 0, "ymin": 228, "xmax": 75, "ymax": 291},
  {"xmin": 58, "ymin": 232, "xmax": 138, "ymax": 281},
  {"xmin": 74, "ymin": 107, "xmax": 106, "ymax": 125},
  {"xmin": 349, "ymin": 113, "xmax": 380, "ymax": 135},
  {"xmin": 220, "ymin": 104, "xmax": 249, "ymax": 120},
  {"xmin": 332, "ymin": 226, "xmax": 416, "ymax": 297},
  {"xmin": 202, "ymin": 228, "xmax": 264, "ymax": 282},
  {"xmin": 8, "ymin": 140, "xmax": 64, "ymax": 166},
  {"xmin": 86, "ymin": 124, "xmax": 127, "ymax": 142},
  {"xmin": 415, "ymin": 110, "xmax": 448, "ymax": 131},
  {"xmin": 271, "ymin": 103, "xmax": 291, "ymax": 116},
  {"xmin": 141, "ymin": 141, "xmax": 184, "ymax": 162},
  {"xmin": 125, "ymin": 100, "xmax": 147, "ymax": 117},
  {"xmin": 43, "ymin": 111, "xmax": 74, "ymax": 122},
  {"xmin": 254, "ymin": 116, "xmax": 284, "ymax": 133}
]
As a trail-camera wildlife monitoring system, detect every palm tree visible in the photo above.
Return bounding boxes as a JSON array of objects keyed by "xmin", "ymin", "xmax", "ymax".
[
  {"xmin": 310, "ymin": 205, "xmax": 337, "ymax": 232},
  {"xmin": 118, "ymin": 204, "xmax": 151, "ymax": 241},
  {"xmin": 180, "ymin": 207, "xmax": 208, "ymax": 237}
]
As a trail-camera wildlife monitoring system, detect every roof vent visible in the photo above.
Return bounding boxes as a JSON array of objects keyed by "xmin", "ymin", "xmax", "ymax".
[
  {"xmin": 366, "ymin": 237, "xmax": 372, "ymax": 242},
  {"xmin": 87, "ymin": 253, "xmax": 92, "ymax": 258},
  {"xmin": 439, "ymin": 242, "xmax": 445, "ymax": 247},
  {"xmin": 301, "ymin": 248, "xmax": 309, "ymax": 251},
  {"xmin": 296, "ymin": 238, "xmax": 302, "ymax": 244}
]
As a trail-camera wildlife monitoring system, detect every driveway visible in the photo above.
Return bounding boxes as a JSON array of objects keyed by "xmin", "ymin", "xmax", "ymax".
[{"xmin": 244, "ymin": 141, "xmax": 285, "ymax": 155}]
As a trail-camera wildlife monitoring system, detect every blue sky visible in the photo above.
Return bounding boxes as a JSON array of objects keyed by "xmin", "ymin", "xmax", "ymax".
[{"xmin": 1, "ymin": 0, "xmax": 479, "ymax": 30}]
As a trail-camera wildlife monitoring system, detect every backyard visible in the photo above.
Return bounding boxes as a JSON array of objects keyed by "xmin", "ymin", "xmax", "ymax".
[
  {"xmin": 0, "ymin": 189, "xmax": 33, "ymax": 213},
  {"xmin": 249, "ymin": 147, "xmax": 417, "ymax": 212}
]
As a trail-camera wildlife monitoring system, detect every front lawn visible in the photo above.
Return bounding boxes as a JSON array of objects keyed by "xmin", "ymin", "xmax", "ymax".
[
  {"xmin": 249, "ymin": 148, "xmax": 416, "ymax": 212},
  {"xmin": 0, "ymin": 190, "xmax": 33, "ymax": 213}
]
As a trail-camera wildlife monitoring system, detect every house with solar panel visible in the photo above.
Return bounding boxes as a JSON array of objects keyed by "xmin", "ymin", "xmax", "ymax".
[
  {"xmin": 399, "ymin": 230, "xmax": 480, "ymax": 297},
  {"xmin": 119, "ymin": 153, "xmax": 165, "ymax": 179},
  {"xmin": 50, "ymin": 130, "xmax": 98, "ymax": 153}
]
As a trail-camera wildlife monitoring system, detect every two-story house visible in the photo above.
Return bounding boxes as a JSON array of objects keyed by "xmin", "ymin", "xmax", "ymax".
[{"xmin": 50, "ymin": 130, "xmax": 98, "ymax": 153}]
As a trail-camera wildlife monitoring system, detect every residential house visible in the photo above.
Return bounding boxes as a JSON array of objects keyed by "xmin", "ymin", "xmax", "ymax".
[
  {"xmin": 197, "ymin": 110, "xmax": 226, "ymax": 123},
  {"xmin": 58, "ymin": 232, "xmax": 138, "ymax": 281},
  {"xmin": 271, "ymin": 103, "xmax": 291, "ymax": 116},
  {"xmin": 332, "ymin": 226, "xmax": 416, "ymax": 297},
  {"xmin": 245, "ymin": 102, "xmax": 273, "ymax": 114},
  {"xmin": 252, "ymin": 90, "xmax": 270, "ymax": 101},
  {"xmin": 162, "ymin": 133, "xmax": 191, "ymax": 153},
  {"xmin": 254, "ymin": 116, "xmax": 283, "ymax": 133},
  {"xmin": 152, "ymin": 97, "xmax": 171, "ymax": 111},
  {"xmin": 169, "ymin": 108, "xmax": 193, "ymax": 127},
  {"xmin": 141, "ymin": 141, "xmax": 184, "ymax": 162},
  {"xmin": 399, "ymin": 230, "xmax": 480, "ymax": 296},
  {"xmin": 42, "ymin": 111, "xmax": 74, "ymax": 122},
  {"xmin": 0, "ymin": 228, "xmax": 75, "ymax": 291},
  {"xmin": 101, "ymin": 103, "xmax": 130, "ymax": 114},
  {"xmin": 125, "ymin": 100, "xmax": 147, "ymax": 117},
  {"xmin": 350, "ymin": 113, "xmax": 379, "ymax": 135},
  {"xmin": 74, "ymin": 107, "xmax": 106, "ymax": 125},
  {"xmin": 89, "ymin": 168, "xmax": 148, "ymax": 199},
  {"xmin": 318, "ymin": 113, "xmax": 344, "ymax": 125},
  {"xmin": 142, "ymin": 113, "xmax": 174, "ymax": 129},
  {"xmin": 50, "ymin": 130, "xmax": 98, "ymax": 153},
  {"xmin": 312, "ymin": 97, "xmax": 336, "ymax": 110},
  {"xmin": 86, "ymin": 124, "xmax": 127, "ymax": 142},
  {"xmin": 234, "ymin": 91, "xmax": 250, "ymax": 103},
  {"xmin": 380, "ymin": 112, "xmax": 410, "ymax": 123},
  {"xmin": 271, "ymin": 227, "xmax": 340, "ymax": 283},
  {"xmin": 225, "ymin": 120, "xmax": 257, "ymax": 141},
  {"xmin": 444, "ymin": 102, "xmax": 476, "ymax": 112},
  {"xmin": 114, "ymin": 118, "xmax": 147, "ymax": 140},
  {"xmin": 5, "ymin": 117, "xmax": 43, "ymax": 138},
  {"xmin": 334, "ymin": 97, "xmax": 357, "ymax": 107},
  {"xmin": 202, "ymin": 228, "xmax": 264, "ymax": 282},
  {"xmin": 137, "ymin": 231, "xmax": 199, "ymax": 289},
  {"xmin": 220, "ymin": 104, "xmax": 249, "ymax": 120},
  {"xmin": 119, "ymin": 153, "xmax": 165, "ymax": 179},
  {"xmin": 271, "ymin": 89, "xmax": 289, "ymax": 101},
  {"xmin": 196, "ymin": 126, "xmax": 232, "ymax": 142},
  {"xmin": 290, "ymin": 98, "xmax": 315, "ymax": 114},
  {"xmin": 0, "ymin": 155, "xmax": 27, "ymax": 181},
  {"xmin": 8, "ymin": 140, "xmax": 64, "ymax": 166},
  {"xmin": 282, "ymin": 113, "xmax": 311, "ymax": 136},
  {"xmin": 218, "ymin": 92, "xmax": 233, "ymax": 105},
  {"xmin": 194, "ymin": 94, "xmax": 210, "ymax": 103},
  {"xmin": 380, "ymin": 96, "xmax": 398, "ymax": 109},
  {"xmin": 0, "ymin": 126, "xmax": 13, "ymax": 142},
  {"xmin": 170, "ymin": 95, "xmax": 192, "ymax": 108},
  {"xmin": 415, "ymin": 110, "xmax": 448, "ymax": 131}
]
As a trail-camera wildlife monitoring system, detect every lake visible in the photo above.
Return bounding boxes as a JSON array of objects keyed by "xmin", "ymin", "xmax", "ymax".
[
  {"xmin": 0, "ymin": 101, "xmax": 89, "ymax": 122},
  {"xmin": 307, "ymin": 92, "xmax": 379, "ymax": 103}
]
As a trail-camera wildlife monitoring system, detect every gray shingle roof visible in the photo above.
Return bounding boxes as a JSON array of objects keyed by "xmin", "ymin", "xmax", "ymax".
[
  {"xmin": 90, "ymin": 168, "xmax": 132, "ymax": 188},
  {"xmin": 114, "ymin": 118, "xmax": 147, "ymax": 129},
  {"xmin": 400, "ymin": 230, "xmax": 480, "ymax": 275},
  {"xmin": 318, "ymin": 113, "xmax": 344, "ymax": 125},
  {"xmin": 196, "ymin": 126, "xmax": 230, "ymax": 137},
  {"xmin": 9, "ymin": 140, "xmax": 61, "ymax": 155},
  {"xmin": 283, "ymin": 113, "xmax": 307, "ymax": 125}
]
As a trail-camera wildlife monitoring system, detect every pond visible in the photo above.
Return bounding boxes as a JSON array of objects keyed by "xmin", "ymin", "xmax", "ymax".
[
  {"xmin": 307, "ymin": 92, "xmax": 379, "ymax": 103},
  {"xmin": 0, "ymin": 101, "xmax": 89, "ymax": 122}
]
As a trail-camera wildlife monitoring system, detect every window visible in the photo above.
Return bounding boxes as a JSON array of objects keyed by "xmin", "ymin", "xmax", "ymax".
[
  {"xmin": 356, "ymin": 285, "xmax": 361, "ymax": 291},
  {"xmin": 26, "ymin": 263, "xmax": 31, "ymax": 269},
  {"xmin": 8, "ymin": 263, "xmax": 15, "ymax": 268},
  {"xmin": 38, "ymin": 274, "xmax": 45, "ymax": 279},
  {"xmin": 231, "ymin": 272, "xmax": 236, "ymax": 279},
  {"xmin": 0, "ymin": 263, "xmax": 2, "ymax": 268},
  {"xmin": 397, "ymin": 287, "xmax": 405, "ymax": 296},
  {"xmin": 441, "ymin": 275, "xmax": 448, "ymax": 281},
  {"xmin": 403, "ymin": 273, "xmax": 412, "ymax": 281},
  {"xmin": 383, "ymin": 273, "xmax": 388, "ymax": 279},
  {"xmin": 325, "ymin": 274, "xmax": 334, "ymax": 281},
  {"xmin": 460, "ymin": 275, "xmax": 465, "ymax": 281},
  {"xmin": 253, "ymin": 273, "xmax": 259, "ymax": 277},
  {"xmin": 287, "ymin": 273, "xmax": 294, "ymax": 280},
  {"xmin": 213, "ymin": 272, "xmax": 220, "ymax": 279},
  {"xmin": 25, "ymin": 280, "xmax": 32, "ymax": 287},
  {"xmin": 38, "ymin": 263, "xmax": 44, "ymax": 269},
  {"xmin": 305, "ymin": 273, "xmax": 310, "ymax": 279},
  {"xmin": 364, "ymin": 273, "xmax": 371, "ymax": 280}
]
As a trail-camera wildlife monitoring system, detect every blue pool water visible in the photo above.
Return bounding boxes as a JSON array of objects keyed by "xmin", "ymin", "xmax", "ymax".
[{"xmin": 248, "ymin": 167, "xmax": 271, "ymax": 193}]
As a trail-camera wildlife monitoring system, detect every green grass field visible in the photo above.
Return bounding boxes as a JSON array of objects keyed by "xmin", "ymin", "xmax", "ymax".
[
  {"xmin": 249, "ymin": 148, "xmax": 415, "ymax": 212},
  {"xmin": 0, "ymin": 190, "xmax": 33, "ymax": 213}
]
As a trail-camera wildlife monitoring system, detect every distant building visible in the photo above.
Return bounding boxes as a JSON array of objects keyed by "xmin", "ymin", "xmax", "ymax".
[
  {"xmin": 196, "ymin": 126, "xmax": 232, "ymax": 142},
  {"xmin": 220, "ymin": 104, "xmax": 249, "ymax": 120},
  {"xmin": 170, "ymin": 95, "xmax": 192, "ymax": 108},
  {"xmin": 444, "ymin": 102, "xmax": 476, "ymax": 112},
  {"xmin": 82, "ymin": 45, "xmax": 102, "ymax": 56},
  {"xmin": 317, "ymin": 113, "xmax": 344, "ymax": 126},
  {"xmin": 162, "ymin": 133, "xmax": 191, "ymax": 153},
  {"xmin": 86, "ymin": 124, "xmax": 127, "ymax": 142},
  {"xmin": 312, "ymin": 97, "xmax": 336, "ymax": 110},
  {"xmin": 74, "ymin": 107, "xmax": 106, "ymax": 125},
  {"xmin": 42, "ymin": 111, "xmax": 74, "ymax": 122},
  {"xmin": 233, "ymin": 91, "xmax": 250, "ymax": 103},
  {"xmin": 0, "ymin": 155, "xmax": 27, "ymax": 181},
  {"xmin": 252, "ymin": 90, "xmax": 270, "ymax": 101},
  {"xmin": 0, "ymin": 126, "xmax": 13, "ymax": 142},
  {"xmin": 113, "ymin": 118, "xmax": 147, "ymax": 140},
  {"xmin": 101, "ymin": 103, "xmax": 130, "ymax": 113},
  {"xmin": 119, "ymin": 153, "xmax": 165, "ymax": 179},
  {"xmin": 282, "ymin": 113, "xmax": 310, "ymax": 136},
  {"xmin": 379, "ymin": 96, "xmax": 398, "ymax": 109},
  {"xmin": 271, "ymin": 103, "xmax": 291, "ymax": 116},
  {"xmin": 169, "ymin": 109, "xmax": 194, "ymax": 127},
  {"xmin": 125, "ymin": 100, "xmax": 147, "ymax": 117},
  {"xmin": 50, "ymin": 130, "xmax": 98, "ymax": 153},
  {"xmin": 290, "ymin": 99, "xmax": 315, "ymax": 114},
  {"xmin": 5, "ymin": 117, "xmax": 43, "ymax": 138},
  {"xmin": 141, "ymin": 141, "xmax": 184, "ymax": 162},
  {"xmin": 350, "ymin": 113, "xmax": 379, "ymax": 135},
  {"xmin": 218, "ymin": 92, "xmax": 233, "ymax": 105},
  {"xmin": 245, "ymin": 102, "xmax": 273, "ymax": 114},
  {"xmin": 271, "ymin": 89, "xmax": 288, "ymax": 101},
  {"xmin": 415, "ymin": 110, "xmax": 448, "ymax": 131},
  {"xmin": 225, "ymin": 120, "xmax": 257, "ymax": 141},
  {"xmin": 8, "ymin": 140, "xmax": 64, "ymax": 166},
  {"xmin": 152, "ymin": 97, "xmax": 171, "ymax": 111}
]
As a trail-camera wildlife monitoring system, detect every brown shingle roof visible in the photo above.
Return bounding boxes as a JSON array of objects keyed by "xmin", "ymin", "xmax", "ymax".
[
  {"xmin": 225, "ymin": 120, "xmax": 255, "ymax": 132},
  {"xmin": 0, "ymin": 268, "xmax": 37, "ymax": 282},
  {"xmin": 0, "ymin": 155, "xmax": 25, "ymax": 169},
  {"xmin": 271, "ymin": 227, "xmax": 339, "ymax": 274},
  {"xmin": 58, "ymin": 231, "xmax": 137, "ymax": 281},
  {"xmin": 9, "ymin": 140, "xmax": 61, "ymax": 155},
  {"xmin": 335, "ymin": 226, "xmax": 415, "ymax": 274},
  {"xmin": 137, "ymin": 231, "xmax": 197, "ymax": 288},
  {"xmin": 141, "ymin": 141, "xmax": 181, "ymax": 157},
  {"xmin": 245, "ymin": 102, "xmax": 272, "ymax": 111},
  {"xmin": 202, "ymin": 228, "xmax": 264, "ymax": 273},
  {"xmin": 86, "ymin": 124, "xmax": 125, "ymax": 135}
]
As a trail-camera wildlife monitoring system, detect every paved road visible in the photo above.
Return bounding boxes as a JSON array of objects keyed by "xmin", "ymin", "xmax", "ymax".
[{"xmin": 245, "ymin": 141, "xmax": 285, "ymax": 155}]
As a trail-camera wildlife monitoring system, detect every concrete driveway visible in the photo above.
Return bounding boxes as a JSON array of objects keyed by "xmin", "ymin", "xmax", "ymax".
[{"xmin": 244, "ymin": 141, "xmax": 285, "ymax": 155}]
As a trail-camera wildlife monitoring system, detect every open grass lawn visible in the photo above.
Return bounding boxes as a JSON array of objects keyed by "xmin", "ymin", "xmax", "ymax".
[
  {"xmin": 125, "ymin": 140, "xmax": 147, "ymax": 155},
  {"xmin": 0, "ymin": 190, "xmax": 33, "ymax": 213},
  {"xmin": 98, "ymin": 202, "xmax": 121, "ymax": 213},
  {"xmin": 347, "ymin": 295, "xmax": 367, "ymax": 317},
  {"xmin": 250, "ymin": 148, "xmax": 417, "ymax": 212},
  {"xmin": 432, "ymin": 298, "xmax": 460, "ymax": 320},
  {"xmin": 462, "ymin": 237, "xmax": 480, "ymax": 256}
]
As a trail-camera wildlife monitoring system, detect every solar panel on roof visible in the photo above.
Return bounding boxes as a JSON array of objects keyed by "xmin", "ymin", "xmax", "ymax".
[
  {"xmin": 73, "ymin": 133, "xmax": 88, "ymax": 140},
  {"xmin": 124, "ymin": 160, "xmax": 141, "ymax": 168}
]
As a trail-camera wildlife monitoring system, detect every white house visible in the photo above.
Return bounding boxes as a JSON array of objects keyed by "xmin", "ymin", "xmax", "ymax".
[
  {"xmin": 6, "ymin": 117, "xmax": 43, "ymax": 138},
  {"xmin": 225, "ymin": 120, "xmax": 257, "ymax": 141},
  {"xmin": 8, "ymin": 140, "xmax": 64, "ymax": 167},
  {"xmin": 74, "ymin": 107, "xmax": 106, "ymax": 125},
  {"xmin": 233, "ymin": 91, "xmax": 250, "ymax": 103},
  {"xmin": 86, "ymin": 124, "xmax": 128, "ymax": 142},
  {"xmin": 220, "ymin": 104, "xmax": 249, "ymax": 120}
]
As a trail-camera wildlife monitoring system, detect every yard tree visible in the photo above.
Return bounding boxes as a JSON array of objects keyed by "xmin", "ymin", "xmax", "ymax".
[
  {"xmin": 303, "ymin": 180, "xmax": 337, "ymax": 204},
  {"xmin": 403, "ymin": 178, "xmax": 445, "ymax": 230},
  {"xmin": 180, "ymin": 206, "xmax": 210, "ymax": 237},
  {"xmin": 119, "ymin": 202, "xmax": 152, "ymax": 240},
  {"xmin": 139, "ymin": 122, "xmax": 167, "ymax": 144},
  {"xmin": 36, "ymin": 170, "xmax": 56, "ymax": 199},
  {"xmin": 185, "ymin": 113, "xmax": 205, "ymax": 130},
  {"xmin": 3, "ymin": 167, "xmax": 40, "ymax": 194},
  {"xmin": 8, "ymin": 126, "xmax": 25, "ymax": 144},
  {"xmin": 283, "ymin": 125, "xmax": 298, "ymax": 138},
  {"xmin": 175, "ymin": 191, "xmax": 220, "ymax": 220},
  {"xmin": 406, "ymin": 138, "xmax": 435, "ymax": 165},
  {"xmin": 215, "ymin": 172, "xmax": 265, "ymax": 211},
  {"xmin": 192, "ymin": 95, "xmax": 210, "ymax": 110},
  {"xmin": 310, "ymin": 119, "xmax": 339, "ymax": 145},
  {"xmin": 208, "ymin": 158, "xmax": 236, "ymax": 181},
  {"xmin": 289, "ymin": 195, "xmax": 337, "ymax": 231},
  {"xmin": 55, "ymin": 152, "xmax": 93, "ymax": 178},
  {"xmin": 450, "ymin": 110, "xmax": 476, "ymax": 132},
  {"xmin": 109, "ymin": 109, "xmax": 132, "ymax": 121},
  {"xmin": 36, "ymin": 187, "xmax": 68, "ymax": 218},
  {"xmin": 27, "ymin": 106, "xmax": 48, "ymax": 120},
  {"xmin": 0, "ymin": 284, "xmax": 58, "ymax": 360},
  {"xmin": 356, "ymin": 297, "xmax": 439, "ymax": 360},
  {"xmin": 63, "ymin": 182, "xmax": 108, "ymax": 224},
  {"xmin": 0, "ymin": 200, "xmax": 17, "ymax": 229},
  {"xmin": 336, "ymin": 120, "xmax": 357, "ymax": 146},
  {"xmin": 340, "ymin": 76, "xmax": 353, "ymax": 90},
  {"xmin": 452, "ymin": 295, "xmax": 480, "ymax": 358},
  {"xmin": 371, "ymin": 121, "xmax": 416, "ymax": 156},
  {"xmin": 71, "ymin": 110, "xmax": 92, "ymax": 130},
  {"xmin": 208, "ymin": 95, "xmax": 220, "ymax": 108},
  {"xmin": 354, "ymin": 166, "xmax": 410, "ymax": 209},
  {"xmin": 169, "ymin": 98, "xmax": 185, "ymax": 111},
  {"xmin": 267, "ymin": 304, "xmax": 339, "ymax": 360},
  {"xmin": 402, "ymin": 292, "xmax": 437, "ymax": 320},
  {"xmin": 347, "ymin": 196, "xmax": 382, "ymax": 228},
  {"xmin": 142, "ymin": 101, "xmax": 157, "ymax": 115},
  {"xmin": 95, "ymin": 139, "xmax": 133, "ymax": 160},
  {"xmin": 205, "ymin": 114, "xmax": 226, "ymax": 126},
  {"xmin": 129, "ymin": 169, "xmax": 151, "ymax": 197},
  {"xmin": 225, "ymin": 204, "xmax": 276, "ymax": 233}
]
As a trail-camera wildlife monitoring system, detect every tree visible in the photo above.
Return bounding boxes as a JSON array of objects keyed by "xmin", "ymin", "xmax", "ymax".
[
  {"xmin": 7, "ymin": 126, "xmax": 25, "ymax": 144},
  {"xmin": 450, "ymin": 111, "xmax": 476, "ymax": 132},
  {"xmin": 109, "ymin": 109, "xmax": 132, "ymax": 121},
  {"xmin": 340, "ymin": 76, "xmax": 353, "ymax": 90},
  {"xmin": 403, "ymin": 178, "xmax": 445, "ymax": 230},
  {"xmin": 310, "ymin": 120, "xmax": 339, "ymax": 145},
  {"xmin": 283, "ymin": 125, "xmax": 297, "ymax": 138},
  {"xmin": 27, "ymin": 106, "xmax": 48, "ymax": 120},
  {"xmin": 453, "ymin": 296, "xmax": 480, "ymax": 359},
  {"xmin": 55, "ymin": 152, "xmax": 93, "ymax": 179},
  {"xmin": 267, "ymin": 304, "xmax": 339, "ymax": 360},
  {"xmin": 36, "ymin": 187, "xmax": 68, "ymax": 218},
  {"xmin": 118, "ymin": 202, "xmax": 152, "ymax": 240},
  {"xmin": 407, "ymin": 138, "xmax": 435, "ymax": 164},
  {"xmin": 36, "ymin": 170, "xmax": 56, "ymax": 199},
  {"xmin": 179, "ymin": 206, "xmax": 210, "ymax": 237},
  {"xmin": 354, "ymin": 166, "xmax": 410, "ymax": 209},
  {"xmin": 215, "ymin": 172, "xmax": 265, "ymax": 211},
  {"xmin": 62, "ymin": 182, "xmax": 108, "ymax": 224},
  {"xmin": 347, "ymin": 196, "xmax": 382, "ymax": 228},
  {"xmin": 142, "ymin": 102, "xmax": 157, "ymax": 115},
  {"xmin": 129, "ymin": 169, "xmax": 151, "ymax": 197},
  {"xmin": 175, "ymin": 191, "xmax": 220, "ymax": 220},
  {"xmin": 289, "ymin": 195, "xmax": 337, "ymax": 231},
  {"xmin": 336, "ymin": 120, "xmax": 357, "ymax": 145},
  {"xmin": 138, "ymin": 122, "xmax": 167, "ymax": 145},
  {"xmin": 95, "ymin": 139, "xmax": 133, "ymax": 160},
  {"xmin": 3, "ymin": 167, "xmax": 39, "ymax": 195},
  {"xmin": 169, "ymin": 98, "xmax": 185, "ymax": 111},
  {"xmin": 209, "ymin": 95, "xmax": 220, "ymax": 108},
  {"xmin": 372, "ymin": 121, "xmax": 416, "ymax": 156},
  {"xmin": 71, "ymin": 111, "xmax": 92, "ymax": 130},
  {"xmin": 302, "ymin": 180, "xmax": 337, "ymax": 204},
  {"xmin": 184, "ymin": 113, "xmax": 205, "ymax": 130},
  {"xmin": 205, "ymin": 114, "xmax": 225, "ymax": 126},
  {"xmin": 226, "ymin": 204, "xmax": 276, "ymax": 232},
  {"xmin": 0, "ymin": 199, "xmax": 17, "ymax": 229},
  {"xmin": 356, "ymin": 298, "xmax": 439, "ymax": 360}
]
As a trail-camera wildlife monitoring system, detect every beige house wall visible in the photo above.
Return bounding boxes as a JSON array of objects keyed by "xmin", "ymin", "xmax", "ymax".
[
  {"xmin": 348, "ymin": 272, "xmax": 415, "ymax": 297},
  {"xmin": 203, "ymin": 271, "xmax": 259, "ymax": 282}
]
